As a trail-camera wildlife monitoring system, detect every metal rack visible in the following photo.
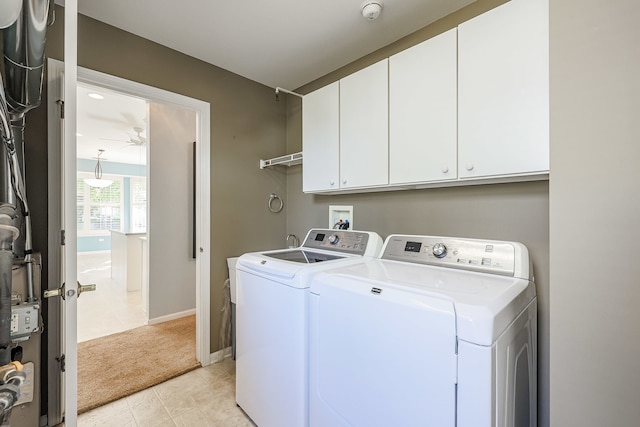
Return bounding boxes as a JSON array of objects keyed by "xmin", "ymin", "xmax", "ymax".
[{"xmin": 259, "ymin": 152, "xmax": 303, "ymax": 169}]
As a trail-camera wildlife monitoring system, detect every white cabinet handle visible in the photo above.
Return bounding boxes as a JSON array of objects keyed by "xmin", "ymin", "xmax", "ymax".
[
  {"xmin": 342, "ymin": 179, "xmax": 347, "ymax": 185},
  {"xmin": 465, "ymin": 163, "xmax": 474, "ymax": 171},
  {"xmin": 441, "ymin": 166, "xmax": 449, "ymax": 174},
  {"xmin": 330, "ymin": 180, "xmax": 335, "ymax": 186}
]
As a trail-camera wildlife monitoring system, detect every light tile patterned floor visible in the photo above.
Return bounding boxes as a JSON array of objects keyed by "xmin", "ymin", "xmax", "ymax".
[
  {"xmin": 77, "ymin": 251, "xmax": 146, "ymax": 342},
  {"xmin": 75, "ymin": 252, "xmax": 253, "ymax": 426},
  {"xmin": 78, "ymin": 358, "xmax": 254, "ymax": 426}
]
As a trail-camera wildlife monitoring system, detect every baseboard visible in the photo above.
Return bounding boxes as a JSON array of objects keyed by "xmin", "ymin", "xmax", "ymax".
[
  {"xmin": 210, "ymin": 346, "xmax": 232, "ymax": 364},
  {"xmin": 146, "ymin": 308, "xmax": 196, "ymax": 325}
]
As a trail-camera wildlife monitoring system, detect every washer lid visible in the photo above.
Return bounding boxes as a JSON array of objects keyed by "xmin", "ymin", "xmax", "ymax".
[
  {"xmin": 311, "ymin": 259, "xmax": 535, "ymax": 345},
  {"xmin": 264, "ymin": 249, "xmax": 343, "ymax": 263},
  {"xmin": 237, "ymin": 248, "xmax": 365, "ymax": 288}
]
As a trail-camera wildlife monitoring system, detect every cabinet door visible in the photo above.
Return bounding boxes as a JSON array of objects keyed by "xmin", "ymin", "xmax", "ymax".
[
  {"xmin": 340, "ymin": 59, "xmax": 388, "ymax": 189},
  {"xmin": 389, "ymin": 28, "xmax": 457, "ymax": 185},
  {"xmin": 303, "ymin": 82, "xmax": 340, "ymax": 192},
  {"xmin": 458, "ymin": 0, "xmax": 549, "ymax": 178}
]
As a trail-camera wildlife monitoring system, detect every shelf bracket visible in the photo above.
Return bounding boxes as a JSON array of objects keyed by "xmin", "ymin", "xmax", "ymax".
[{"xmin": 259, "ymin": 152, "xmax": 303, "ymax": 169}]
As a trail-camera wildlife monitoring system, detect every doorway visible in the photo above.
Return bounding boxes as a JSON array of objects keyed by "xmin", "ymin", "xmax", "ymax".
[
  {"xmin": 76, "ymin": 82, "xmax": 148, "ymax": 343},
  {"xmin": 46, "ymin": 59, "xmax": 212, "ymax": 421}
]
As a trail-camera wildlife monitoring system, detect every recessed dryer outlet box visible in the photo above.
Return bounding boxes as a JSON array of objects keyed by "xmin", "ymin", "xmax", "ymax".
[{"xmin": 329, "ymin": 205, "xmax": 353, "ymax": 229}]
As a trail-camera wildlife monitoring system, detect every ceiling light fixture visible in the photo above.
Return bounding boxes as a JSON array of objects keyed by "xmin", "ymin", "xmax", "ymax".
[
  {"xmin": 361, "ymin": 0, "xmax": 383, "ymax": 20},
  {"xmin": 87, "ymin": 93, "xmax": 104, "ymax": 100},
  {"xmin": 85, "ymin": 149, "xmax": 113, "ymax": 188}
]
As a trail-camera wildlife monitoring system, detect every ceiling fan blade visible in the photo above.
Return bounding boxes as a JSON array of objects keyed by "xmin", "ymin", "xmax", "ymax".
[
  {"xmin": 99, "ymin": 137, "xmax": 130, "ymax": 143},
  {"xmin": 121, "ymin": 112, "xmax": 145, "ymax": 128},
  {"xmin": 87, "ymin": 112, "xmax": 136, "ymax": 127}
]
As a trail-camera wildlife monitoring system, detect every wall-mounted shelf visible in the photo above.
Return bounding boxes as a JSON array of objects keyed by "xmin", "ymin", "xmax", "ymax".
[{"xmin": 260, "ymin": 152, "xmax": 303, "ymax": 169}]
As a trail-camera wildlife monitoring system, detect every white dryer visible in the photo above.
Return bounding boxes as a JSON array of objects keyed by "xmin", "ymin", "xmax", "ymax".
[
  {"xmin": 236, "ymin": 229, "xmax": 383, "ymax": 427},
  {"xmin": 309, "ymin": 234, "xmax": 537, "ymax": 427}
]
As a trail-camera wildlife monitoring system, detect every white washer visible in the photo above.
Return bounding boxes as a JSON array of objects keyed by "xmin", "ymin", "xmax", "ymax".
[
  {"xmin": 309, "ymin": 234, "xmax": 537, "ymax": 427},
  {"xmin": 236, "ymin": 229, "xmax": 383, "ymax": 427}
]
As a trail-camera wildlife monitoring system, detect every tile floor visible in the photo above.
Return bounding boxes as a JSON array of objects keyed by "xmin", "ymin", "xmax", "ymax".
[
  {"xmin": 75, "ymin": 252, "xmax": 253, "ymax": 426},
  {"xmin": 77, "ymin": 251, "xmax": 146, "ymax": 342},
  {"xmin": 78, "ymin": 357, "xmax": 254, "ymax": 426}
]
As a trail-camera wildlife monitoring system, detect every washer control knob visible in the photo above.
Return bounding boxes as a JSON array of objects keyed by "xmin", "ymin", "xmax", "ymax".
[
  {"xmin": 432, "ymin": 243, "xmax": 447, "ymax": 258},
  {"xmin": 328, "ymin": 234, "xmax": 340, "ymax": 245}
]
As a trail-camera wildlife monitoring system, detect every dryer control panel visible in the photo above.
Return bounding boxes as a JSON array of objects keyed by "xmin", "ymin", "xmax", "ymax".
[{"xmin": 381, "ymin": 235, "xmax": 530, "ymax": 278}]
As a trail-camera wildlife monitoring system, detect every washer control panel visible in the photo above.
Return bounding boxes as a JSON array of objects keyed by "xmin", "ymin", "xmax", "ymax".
[
  {"xmin": 432, "ymin": 242, "xmax": 447, "ymax": 258},
  {"xmin": 382, "ymin": 235, "xmax": 518, "ymax": 276},
  {"xmin": 303, "ymin": 229, "xmax": 371, "ymax": 255}
]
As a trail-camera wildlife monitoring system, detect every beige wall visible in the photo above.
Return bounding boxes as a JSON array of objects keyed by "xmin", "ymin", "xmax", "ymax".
[
  {"xmin": 147, "ymin": 103, "xmax": 196, "ymax": 319},
  {"xmin": 32, "ymin": 6, "xmax": 288, "ymax": 354},
  {"xmin": 285, "ymin": 0, "xmax": 550, "ymax": 425},
  {"xmin": 550, "ymin": 0, "xmax": 640, "ymax": 425}
]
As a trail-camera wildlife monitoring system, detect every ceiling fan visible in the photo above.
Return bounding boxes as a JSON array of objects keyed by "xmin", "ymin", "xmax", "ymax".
[{"xmin": 101, "ymin": 126, "xmax": 147, "ymax": 147}]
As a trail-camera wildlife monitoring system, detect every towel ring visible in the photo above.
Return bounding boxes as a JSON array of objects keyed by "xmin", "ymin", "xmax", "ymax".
[{"xmin": 268, "ymin": 193, "xmax": 284, "ymax": 213}]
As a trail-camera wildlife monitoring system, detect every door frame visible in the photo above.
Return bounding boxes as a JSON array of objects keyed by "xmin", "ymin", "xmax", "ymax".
[{"xmin": 46, "ymin": 58, "xmax": 211, "ymax": 422}]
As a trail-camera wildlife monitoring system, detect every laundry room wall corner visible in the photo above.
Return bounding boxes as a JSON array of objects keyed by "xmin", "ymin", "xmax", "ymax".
[{"xmin": 550, "ymin": 0, "xmax": 640, "ymax": 425}]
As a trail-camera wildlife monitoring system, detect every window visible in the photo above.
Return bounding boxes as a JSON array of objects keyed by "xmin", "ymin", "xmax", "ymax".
[
  {"xmin": 77, "ymin": 173, "xmax": 123, "ymax": 235},
  {"xmin": 130, "ymin": 177, "xmax": 147, "ymax": 232}
]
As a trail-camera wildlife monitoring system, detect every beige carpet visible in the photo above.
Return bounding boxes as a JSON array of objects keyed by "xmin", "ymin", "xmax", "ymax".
[{"xmin": 78, "ymin": 315, "xmax": 200, "ymax": 414}]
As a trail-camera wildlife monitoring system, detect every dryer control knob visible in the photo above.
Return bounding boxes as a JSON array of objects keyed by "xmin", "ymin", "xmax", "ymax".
[
  {"xmin": 328, "ymin": 234, "xmax": 340, "ymax": 245},
  {"xmin": 432, "ymin": 243, "xmax": 447, "ymax": 258}
]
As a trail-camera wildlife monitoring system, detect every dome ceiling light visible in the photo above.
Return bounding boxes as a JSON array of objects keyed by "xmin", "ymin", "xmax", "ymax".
[{"xmin": 361, "ymin": 1, "xmax": 383, "ymax": 20}]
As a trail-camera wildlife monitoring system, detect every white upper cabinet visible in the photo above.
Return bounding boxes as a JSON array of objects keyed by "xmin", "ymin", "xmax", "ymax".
[
  {"xmin": 300, "ymin": 0, "xmax": 549, "ymax": 194},
  {"xmin": 302, "ymin": 81, "xmax": 340, "ymax": 192},
  {"xmin": 339, "ymin": 59, "xmax": 389, "ymax": 189},
  {"xmin": 389, "ymin": 28, "xmax": 457, "ymax": 185},
  {"xmin": 458, "ymin": 0, "xmax": 549, "ymax": 179}
]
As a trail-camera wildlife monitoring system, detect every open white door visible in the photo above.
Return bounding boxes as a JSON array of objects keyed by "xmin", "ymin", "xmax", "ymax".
[
  {"xmin": 44, "ymin": 3, "xmax": 81, "ymax": 425},
  {"xmin": 60, "ymin": 2, "xmax": 80, "ymax": 424},
  {"xmin": 62, "ymin": 2, "xmax": 79, "ymax": 425}
]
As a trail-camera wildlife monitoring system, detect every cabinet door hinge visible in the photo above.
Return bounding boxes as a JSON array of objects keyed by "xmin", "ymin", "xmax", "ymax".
[
  {"xmin": 56, "ymin": 99, "xmax": 64, "ymax": 119},
  {"xmin": 56, "ymin": 354, "xmax": 65, "ymax": 372}
]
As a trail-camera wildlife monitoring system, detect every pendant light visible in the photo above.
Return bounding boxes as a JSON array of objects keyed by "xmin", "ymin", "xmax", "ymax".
[{"xmin": 85, "ymin": 149, "xmax": 113, "ymax": 188}]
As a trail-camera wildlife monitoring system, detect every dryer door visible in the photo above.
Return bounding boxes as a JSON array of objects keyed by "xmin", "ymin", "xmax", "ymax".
[{"xmin": 310, "ymin": 275, "xmax": 458, "ymax": 427}]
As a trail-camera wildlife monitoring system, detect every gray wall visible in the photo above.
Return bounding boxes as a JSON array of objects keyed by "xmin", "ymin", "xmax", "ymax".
[
  {"xmin": 549, "ymin": 0, "xmax": 640, "ymax": 425},
  {"xmin": 147, "ymin": 102, "xmax": 196, "ymax": 320},
  {"xmin": 34, "ymin": 6, "xmax": 288, "ymax": 354},
  {"xmin": 284, "ymin": 0, "xmax": 550, "ymax": 425}
]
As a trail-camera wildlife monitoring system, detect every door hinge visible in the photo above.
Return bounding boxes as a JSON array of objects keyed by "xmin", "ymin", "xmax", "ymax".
[
  {"xmin": 56, "ymin": 100, "xmax": 64, "ymax": 119},
  {"xmin": 60, "ymin": 229, "xmax": 65, "ymax": 246},
  {"xmin": 56, "ymin": 354, "xmax": 65, "ymax": 372}
]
